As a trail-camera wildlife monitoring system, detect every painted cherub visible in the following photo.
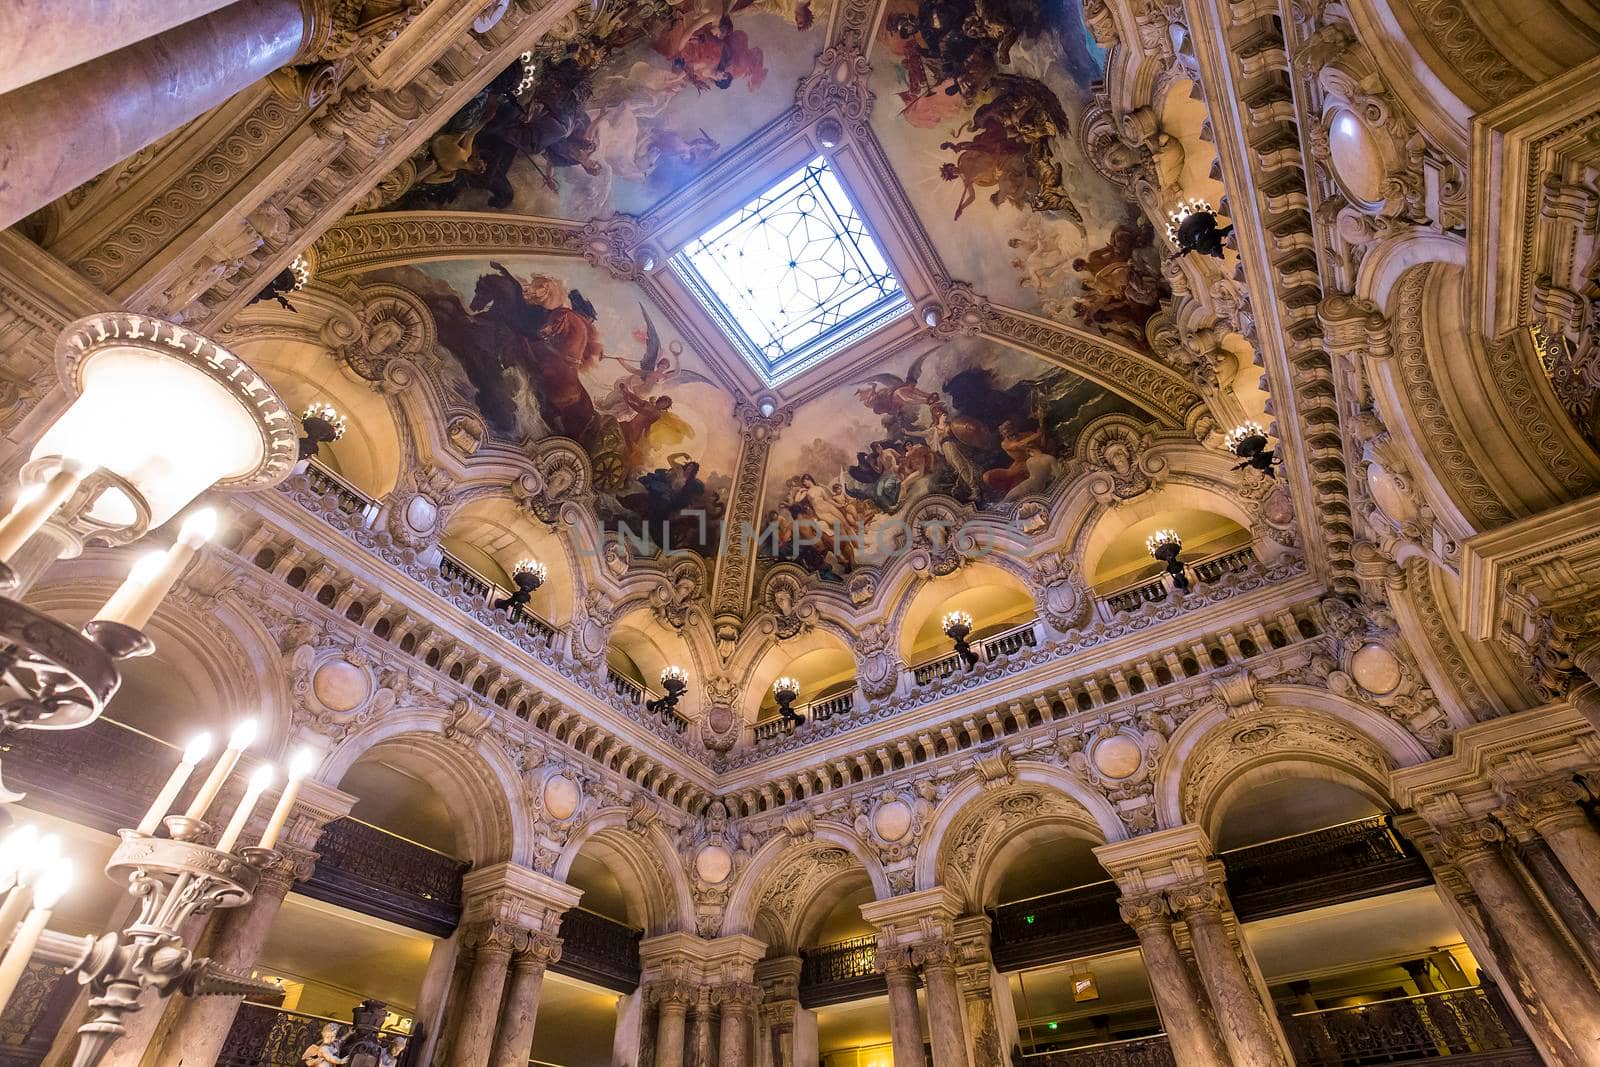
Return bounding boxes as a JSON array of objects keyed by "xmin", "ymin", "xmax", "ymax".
[{"xmin": 303, "ymin": 1023, "xmax": 349, "ymax": 1067}]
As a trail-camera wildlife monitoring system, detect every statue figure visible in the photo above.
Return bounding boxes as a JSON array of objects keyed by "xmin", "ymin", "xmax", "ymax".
[
  {"xmin": 303, "ymin": 1023, "xmax": 350, "ymax": 1067},
  {"xmin": 379, "ymin": 1035, "xmax": 408, "ymax": 1067}
]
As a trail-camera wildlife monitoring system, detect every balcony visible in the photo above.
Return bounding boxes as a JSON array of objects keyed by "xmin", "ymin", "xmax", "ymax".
[
  {"xmin": 1021, "ymin": 1034, "xmax": 1176, "ymax": 1067},
  {"xmin": 1280, "ymin": 986, "xmax": 1539, "ymax": 1066},
  {"xmin": 751, "ymin": 690, "xmax": 856, "ymax": 742},
  {"xmin": 552, "ymin": 907, "xmax": 643, "ymax": 993},
  {"xmin": 300, "ymin": 818, "xmax": 471, "ymax": 938},
  {"xmin": 0, "ymin": 959, "xmax": 77, "ymax": 1067},
  {"xmin": 1221, "ymin": 817, "xmax": 1432, "ymax": 921},
  {"xmin": 277, "ymin": 457, "xmax": 382, "ymax": 530},
  {"xmin": 1099, "ymin": 545, "xmax": 1258, "ymax": 617},
  {"xmin": 799, "ymin": 935, "xmax": 884, "ymax": 1008},
  {"xmin": 437, "ymin": 550, "xmax": 557, "ymax": 647},
  {"xmin": 604, "ymin": 667, "xmax": 690, "ymax": 735},
  {"xmin": 910, "ymin": 619, "xmax": 1041, "ymax": 688},
  {"xmin": 217, "ymin": 1002, "xmax": 415, "ymax": 1067},
  {"xmin": 991, "ymin": 880, "xmax": 1134, "ymax": 973},
  {"xmin": 0, "ymin": 717, "xmax": 177, "ymax": 834}
]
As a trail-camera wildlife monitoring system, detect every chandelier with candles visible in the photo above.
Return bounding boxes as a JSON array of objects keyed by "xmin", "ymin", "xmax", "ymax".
[{"xmin": 0, "ymin": 312, "xmax": 298, "ymax": 1067}]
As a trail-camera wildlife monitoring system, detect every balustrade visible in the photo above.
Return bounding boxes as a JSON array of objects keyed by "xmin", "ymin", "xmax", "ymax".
[
  {"xmin": 752, "ymin": 690, "xmax": 858, "ymax": 740},
  {"xmin": 0, "ymin": 717, "xmax": 180, "ymax": 833},
  {"xmin": 1280, "ymin": 986, "xmax": 1538, "ymax": 1066},
  {"xmin": 216, "ymin": 1002, "xmax": 413, "ymax": 1067},
  {"xmin": 435, "ymin": 550, "xmax": 556, "ymax": 647},
  {"xmin": 798, "ymin": 936, "xmax": 886, "ymax": 1008},
  {"xmin": 1020, "ymin": 1034, "xmax": 1176, "ymax": 1067},
  {"xmin": 1221, "ymin": 817, "xmax": 1432, "ymax": 921},
  {"xmin": 301, "ymin": 459, "xmax": 381, "ymax": 525},
  {"xmin": 991, "ymin": 881, "xmax": 1134, "ymax": 972},
  {"xmin": 301, "ymin": 818, "xmax": 470, "ymax": 937},
  {"xmin": 911, "ymin": 619, "xmax": 1043, "ymax": 686},
  {"xmin": 553, "ymin": 907, "xmax": 642, "ymax": 992},
  {"xmin": 1098, "ymin": 545, "xmax": 1262, "ymax": 617}
]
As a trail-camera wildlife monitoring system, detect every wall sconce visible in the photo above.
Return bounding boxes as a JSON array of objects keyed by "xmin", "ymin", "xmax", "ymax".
[
  {"xmin": 493, "ymin": 558, "xmax": 547, "ymax": 618},
  {"xmin": 647, "ymin": 665, "xmax": 689, "ymax": 718},
  {"xmin": 1226, "ymin": 421, "xmax": 1279, "ymax": 477},
  {"xmin": 773, "ymin": 676, "xmax": 802, "ymax": 729},
  {"xmin": 1146, "ymin": 529, "xmax": 1191, "ymax": 594},
  {"xmin": 298, "ymin": 402, "xmax": 347, "ymax": 461},
  {"xmin": 1168, "ymin": 199, "xmax": 1234, "ymax": 259},
  {"xmin": 248, "ymin": 253, "xmax": 312, "ymax": 313},
  {"xmin": 942, "ymin": 610, "xmax": 980, "ymax": 670}
]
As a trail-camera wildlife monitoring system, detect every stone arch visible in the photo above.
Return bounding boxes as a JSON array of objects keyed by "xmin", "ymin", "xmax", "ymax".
[
  {"xmin": 553, "ymin": 809, "xmax": 696, "ymax": 936},
  {"xmin": 1077, "ymin": 482, "xmax": 1256, "ymax": 589},
  {"xmin": 1156, "ymin": 684, "xmax": 1432, "ymax": 833},
  {"xmin": 917, "ymin": 761, "xmax": 1126, "ymax": 909},
  {"xmin": 321, "ymin": 715, "xmax": 526, "ymax": 866},
  {"xmin": 891, "ymin": 559, "xmax": 1037, "ymax": 666},
  {"xmin": 440, "ymin": 493, "xmax": 576, "ymax": 626},
  {"xmin": 723, "ymin": 825, "xmax": 890, "ymax": 945}
]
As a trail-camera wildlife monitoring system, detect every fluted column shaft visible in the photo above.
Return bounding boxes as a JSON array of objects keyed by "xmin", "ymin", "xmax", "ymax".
[
  {"xmin": 1119, "ymin": 893, "xmax": 1228, "ymax": 1067},
  {"xmin": 878, "ymin": 947, "xmax": 925, "ymax": 1067},
  {"xmin": 487, "ymin": 935, "xmax": 560, "ymax": 1067},
  {"xmin": 652, "ymin": 982, "xmax": 693, "ymax": 1067},
  {"xmin": 1443, "ymin": 829, "xmax": 1600, "ymax": 1064},
  {"xmin": 917, "ymin": 941, "xmax": 968, "ymax": 1067},
  {"xmin": 147, "ymin": 852, "xmax": 304, "ymax": 1065},
  {"xmin": 1170, "ymin": 881, "xmax": 1291, "ymax": 1067},
  {"xmin": 448, "ymin": 931, "xmax": 515, "ymax": 1067},
  {"xmin": 0, "ymin": 0, "xmax": 314, "ymax": 229}
]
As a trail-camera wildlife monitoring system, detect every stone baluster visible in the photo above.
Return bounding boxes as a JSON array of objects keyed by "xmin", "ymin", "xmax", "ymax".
[
  {"xmin": 915, "ymin": 937, "xmax": 969, "ymax": 1067},
  {"xmin": 448, "ymin": 922, "xmax": 517, "ymax": 1067},
  {"xmin": 0, "ymin": 0, "xmax": 350, "ymax": 229},
  {"xmin": 716, "ymin": 981, "xmax": 760, "ymax": 1067},
  {"xmin": 1428, "ymin": 813, "xmax": 1600, "ymax": 1066},
  {"xmin": 1167, "ymin": 874, "xmax": 1293, "ymax": 1067},
  {"xmin": 876, "ymin": 943, "xmax": 925, "ymax": 1067},
  {"xmin": 651, "ymin": 978, "xmax": 695, "ymax": 1067},
  {"xmin": 487, "ymin": 931, "xmax": 564, "ymax": 1067},
  {"xmin": 1116, "ymin": 892, "xmax": 1229, "ymax": 1067}
]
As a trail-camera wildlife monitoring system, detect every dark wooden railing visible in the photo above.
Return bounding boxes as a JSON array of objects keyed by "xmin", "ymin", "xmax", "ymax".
[
  {"xmin": 553, "ymin": 907, "xmax": 642, "ymax": 993},
  {"xmin": 301, "ymin": 818, "xmax": 470, "ymax": 938},
  {"xmin": 1280, "ymin": 985, "xmax": 1539, "ymax": 1066},
  {"xmin": 1021, "ymin": 1034, "xmax": 1176, "ymax": 1067},
  {"xmin": 1223, "ymin": 816, "xmax": 1432, "ymax": 922},
  {"xmin": 216, "ymin": 1002, "xmax": 415, "ymax": 1067},
  {"xmin": 798, "ymin": 935, "xmax": 886, "ymax": 1008},
  {"xmin": 0, "ymin": 960, "xmax": 78, "ymax": 1067},
  {"xmin": 991, "ymin": 881, "xmax": 1134, "ymax": 973},
  {"xmin": 0, "ymin": 718, "xmax": 179, "ymax": 834}
]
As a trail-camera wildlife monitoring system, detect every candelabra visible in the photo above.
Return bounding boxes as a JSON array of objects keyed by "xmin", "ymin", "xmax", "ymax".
[
  {"xmin": 772, "ymin": 676, "xmax": 802, "ymax": 729},
  {"xmin": 942, "ymin": 611, "xmax": 980, "ymax": 670},
  {"xmin": 298, "ymin": 401, "xmax": 347, "ymax": 461},
  {"xmin": 646, "ymin": 665, "xmax": 689, "ymax": 718},
  {"xmin": 1168, "ymin": 199, "xmax": 1234, "ymax": 259},
  {"xmin": 1145, "ymin": 529, "xmax": 1191, "ymax": 594},
  {"xmin": 0, "ymin": 312, "xmax": 297, "ymax": 1064},
  {"xmin": 1226, "ymin": 421, "xmax": 1279, "ymax": 477},
  {"xmin": 493, "ymin": 558, "xmax": 547, "ymax": 618}
]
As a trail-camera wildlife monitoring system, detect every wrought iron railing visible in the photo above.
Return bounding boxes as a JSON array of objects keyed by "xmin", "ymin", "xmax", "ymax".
[
  {"xmin": 0, "ymin": 717, "xmax": 180, "ymax": 834},
  {"xmin": 0, "ymin": 959, "xmax": 76, "ymax": 1067},
  {"xmin": 990, "ymin": 880, "xmax": 1135, "ymax": 972},
  {"xmin": 1100, "ymin": 545, "xmax": 1260, "ymax": 616},
  {"xmin": 553, "ymin": 907, "xmax": 642, "ymax": 993},
  {"xmin": 1280, "ymin": 986, "xmax": 1538, "ymax": 1066},
  {"xmin": 1222, "ymin": 816, "xmax": 1432, "ymax": 921},
  {"xmin": 751, "ymin": 690, "xmax": 857, "ymax": 741},
  {"xmin": 301, "ymin": 818, "xmax": 470, "ymax": 937},
  {"xmin": 1021, "ymin": 1034, "xmax": 1176, "ymax": 1067},
  {"xmin": 216, "ymin": 1003, "xmax": 413, "ymax": 1067},
  {"xmin": 799, "ymin": 936, "xmax": 885, "ymax": 1008}
]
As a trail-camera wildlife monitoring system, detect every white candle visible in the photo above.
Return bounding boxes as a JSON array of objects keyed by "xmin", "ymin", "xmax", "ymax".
[
  {"xmin": 258, "ymin": 748, "xmax": 316, "ymax": 851},
  {"xmin": 0, "ymin": 461, "xmax": 89, "ymax": 562},
  {"xmin": 91, "ymin": 508, "xmax": 217, "ymax": 631},
  {"xmin": 216, "ymin": 765, "xmax": 275, "ymax": 853},
  {"xmin": 0, "ymin": 859, "xmax": 71, "ymax": 1014},
  {"xmin": 184, "ymin": 719, "xmax": 257, "ymax": 822},
  {"xmin": 136, "ymin": 733, "xmax": 212, "ymax": 835},
  {"xmin": 0, "ymin": 834, "xmax": 57, "ymax": 948}
]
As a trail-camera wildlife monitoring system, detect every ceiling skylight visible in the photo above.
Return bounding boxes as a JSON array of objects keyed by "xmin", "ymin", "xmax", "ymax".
[{"xmin": 671, "ymin": 157, "xmax": 909, "ymax": 386}]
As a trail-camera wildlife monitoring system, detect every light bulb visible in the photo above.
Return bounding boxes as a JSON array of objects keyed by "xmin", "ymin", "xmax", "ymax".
[
  {"xmin": 182, "ymin": 732, "xmax": 213, "ymax": 764},
  {"xmin": 180, "ymin": 507, "xmax": 218, "ymax": 542}
]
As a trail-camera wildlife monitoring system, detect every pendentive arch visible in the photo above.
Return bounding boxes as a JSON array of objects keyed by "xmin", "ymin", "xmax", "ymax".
[{"xmin": 553, "ymin": 808, "xmax": 696, "ymax": 935}]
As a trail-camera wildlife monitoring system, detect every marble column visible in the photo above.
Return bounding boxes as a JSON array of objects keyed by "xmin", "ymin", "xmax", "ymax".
[
  {"xmin": 1118, "ymin": 892, "xmax": 1229, "ymax": 1067},
  {"xmin": 0, "ymin": 0, "xmax": 245, "ymax": 94},
  {"xmin": 652, "ymin": 979, "xmax": 694, "ymax": 1067},
  {"xmin": 448, "ymin": 924, "xmax": 516, "ymax": 1067},
  {"xmin": 1169, "ymin": 877, "xmax": 1292, "ymax": 1067},
  {"xmin": 487, "ymin": 932, "xmax": 562, "ymax": 1067},
  {"xmin": 0, "ymin": 0, "xmax": 317, "ymax": 229},
  {"xmin": 690, "ymin": 986, "xmax": 715, "ymax": 1067},
  {"xmin": 877, "ymin": 944, "xmax": 925, "ymax": 1067},
  {"xmin": 1501, "ymin": 814, "xmax": 1600, "ymax": 976},
  {"xmin": 410, "ymin": 931, "xmax": 461, "ymax": 1067},
  {"xmin": 717, "ymin": 982, "xmax": 759, "ymax": 1067},
  {"xmin": 1504, "ymin": 777, "xmax": 1600, "ymax": 915},
  {"xmin": 916, "ymin": 939, "xmax": 968, "ymax": 1067},
  {"xmin": 1435, "ymin": 821, "xmax": 1600, "ymax": 1065},
  {"xmin": 755, "ymin": 955, "xmax": 804, "ymax": 1067},
  {"xmin": 145, "ymin": 850, "xmax": 306, "ymax": 1065}
]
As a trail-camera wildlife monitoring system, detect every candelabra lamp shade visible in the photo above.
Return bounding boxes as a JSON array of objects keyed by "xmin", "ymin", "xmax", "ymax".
[
  {"xmin": 660, "ymin": 665, "xmax": 689, "ymax": 694},
  {"xmin": 297, "ymin": 402, "xmax": 347, "ymax": 460},
  {"xmin": 772, "ymin": 676, "xmax": 800, "ymax": 701},
  {"xmin": 512, "ymin": 559, "xmax": 548, "ymax": 589},
  {"xmin": 942, "ymin": 610, "xmax": 974, "ymax": 640},
  {"xmin": 30, "ymin": 314, "xmax": 297, "ymax": 536}
]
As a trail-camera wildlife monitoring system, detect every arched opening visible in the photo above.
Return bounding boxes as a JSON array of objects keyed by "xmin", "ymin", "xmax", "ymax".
[
  {"xmin": 897, "ymin": 562, "xmax": 1035, "ymax": 666},
  {"xmin": 439, "ymin": 496, "xmax": 574, "ymax": 627},
  {"xmin": 1084, "ymin": 489, "xmax": 1252, "ymax": 597},
  {"xmin": 607, "ymin": 608, "xmax": 693, "ymax": 710},
  {"xmin": 239, "ymin": 337, "xmax": 404, "ymax": 500},
  {"xmin": 749, "ymin": 632, "xmax": 857, "ymax": 725}
]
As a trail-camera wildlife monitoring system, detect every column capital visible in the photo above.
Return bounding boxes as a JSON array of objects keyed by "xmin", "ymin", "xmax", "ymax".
[
  {"xmin": 255, "ymin": 842, "xmax": 318, "ymax": 898},
  {"xmin": 461, "ymin": 863, "xmax": 582, "ymax": 938},
  {"xmin": 874, "ymin": 940, "xmax": 917, "ymax": 980},
  {"xmin": 1117, "ymin": 891, "xmax": 1174, "ymax": 932},
  {"xmin": 1495, "ymin": 772, "xmax": 1590, "ymax": 834},
  {"xmin": 650, "ymin": 977, "xmax": 699, "ymax": 1009},
  {"xmin": 1094, "ymin": 824, "xmax": 1220, "ymax": 896},
  {"xmin": 462, "ymin": 919, "xmax": 523, "ymax": 957},
  {"xmin": 514, "ymin": 929, "xmax": 563, "ymax": 969},
  {"xmin": 1167, "ymin": 872, "xmax": 1231, "ymax": 920},
  {"xmin": 715, "ymin": 980, "xmax": 762, "ymax": 1014},
  {"xmin": 911, "ymin": 935, "xmax": 959, "ymax": 971}
]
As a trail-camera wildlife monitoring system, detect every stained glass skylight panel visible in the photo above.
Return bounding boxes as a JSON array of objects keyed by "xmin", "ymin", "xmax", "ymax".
[{"xmin": 671, "ymin": 158, "xmax": 909, "ymax": 385}]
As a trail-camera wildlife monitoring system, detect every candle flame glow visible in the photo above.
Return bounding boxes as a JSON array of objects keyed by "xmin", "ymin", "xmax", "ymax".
[
  {"xmin": 228, "ymin": 719, "xmax": 259, "ymax": 751},
  {"xmin": 34, "ymin": 860, "xmax": 72, "ymax": 909},
  {"xmin": 182, "ymin": 732, "xmax": 213, "ymax": 764}
]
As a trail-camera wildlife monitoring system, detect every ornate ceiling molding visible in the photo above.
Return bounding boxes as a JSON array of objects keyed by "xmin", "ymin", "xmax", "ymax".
[{"xmin": 314, "ymin": 211, "xmax": 587, "ymax": 278}]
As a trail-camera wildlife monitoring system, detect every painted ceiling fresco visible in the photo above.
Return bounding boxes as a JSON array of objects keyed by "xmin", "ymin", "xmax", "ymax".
[
  {"xmin": 757, "ymin": 338, "xmax": 1157, "ymax": 581},
  {"xmin": 371, "ymin": 257, "xmax": 740, "ymax": 560},
  {"xmin": 867, "ymin": 0, "xmax": 1169, "ymax": 351},
  {"xmin": 388, "ymin": 0, "xmax": 830, "ymax": 218}
]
